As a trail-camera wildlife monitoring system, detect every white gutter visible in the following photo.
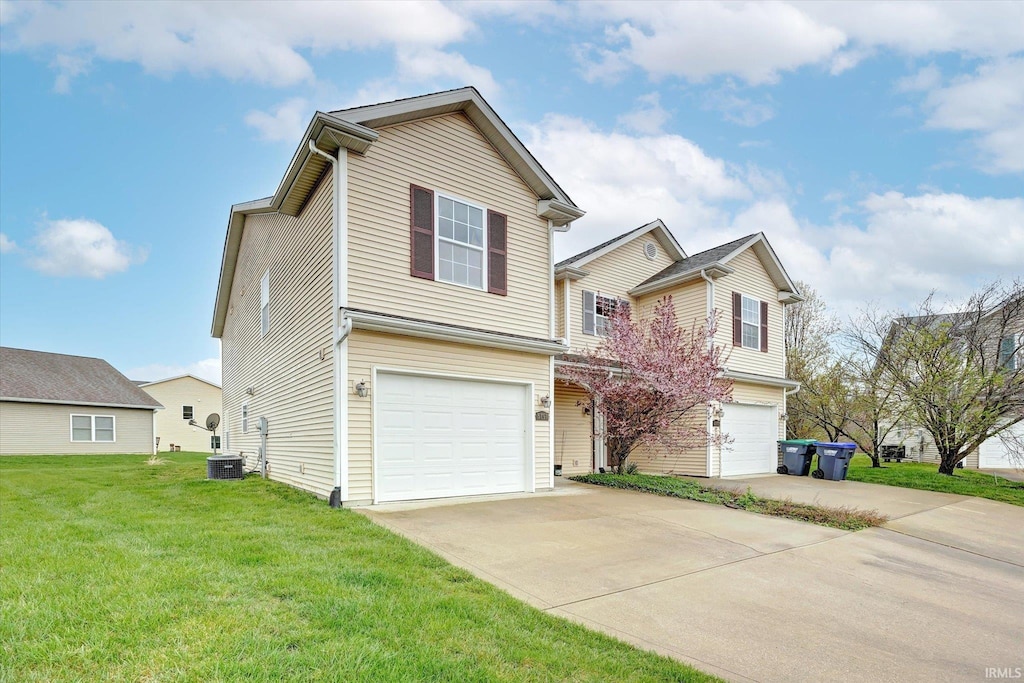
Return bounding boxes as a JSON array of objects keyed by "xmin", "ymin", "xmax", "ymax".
[
  {"xmin": 346, "ymin": 309, "xmax": 568, "ymax": 355},
  {"xmin": 308, "ymin": 139, "xmax": 349, "ymax": 507},
  {"xmin": 548, "ymin": 219, "xmax": 556, "ymax": 490},
  {"xmin": 700, "ymin": 269, "xmax": 715, "ymax": 476}
]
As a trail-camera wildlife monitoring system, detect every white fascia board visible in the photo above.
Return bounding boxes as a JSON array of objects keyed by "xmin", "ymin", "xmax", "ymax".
[
  {"xmin": 538, "ymin": 199, "xmax": 585, "ymax": 227},
  {"xmin": 567, "ymin": 220, "xmax": 685, "ymax": 271},
  {"xmin": 722, "ymin": 370, "xmax": 800, "ymax": 390},
  {"xmin": 554, "ymin": 265, "xmax": 589, "ymax": 281},
  {"xmin": 346, "ymin": 310, "xmax": 568, "ymax": 356},
  {"xmin": 629, "ymin": 263, "xmax": 734, "ymax": 297},
  {"xmin": 0, "ymin": 396, "xmax": 163, "ymax": 411},
  {"xmin": 720, "ymin": 233, "xmax": 802, "ymax": 299}
]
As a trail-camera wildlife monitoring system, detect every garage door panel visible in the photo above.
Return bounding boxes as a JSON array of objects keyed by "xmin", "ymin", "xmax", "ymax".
[
  {"xmin": 979, "ymin": 423, "xmax": 1023, "ymax": 469},
  {"xmin": 721, "ymin": 403, "xmax": 776, "ymax": 477},
  {"xmin": 375, "ymin": 372, "xmax": 529, "ymax": 503}
]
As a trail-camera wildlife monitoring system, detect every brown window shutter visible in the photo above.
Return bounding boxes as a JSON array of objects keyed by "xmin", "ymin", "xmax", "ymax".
[
  {"xmin": 487, "ymin": 210, "xmax": 508, "ymax": 296},
  {"xmin": 760, "ymin": 301, "xmax": 769, "ymax": 353},
  {"xmin": 732, "ymin": 292, "xmax": 742, "ymax": 346},
  {"xmin": 410, "ymin": 185, "xmax": 434, "ymax": 280}
]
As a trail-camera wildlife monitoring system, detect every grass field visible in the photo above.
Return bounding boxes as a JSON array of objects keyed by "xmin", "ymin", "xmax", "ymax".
[
  {"xmin": 846, "ymin": 455, "xmax": 1024, "ymax": 506},
  {"xmin": 0, "ymin": 453, "xmax": 716, "ymax": 682},
  {"xmin": 571, "ymin": 472, "xmax": 887, "ymax": 530}
]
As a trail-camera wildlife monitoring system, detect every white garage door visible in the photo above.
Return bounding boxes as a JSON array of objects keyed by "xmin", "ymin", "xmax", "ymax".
[
  {"xmin": 978, "ymin": 423, "xmax": 1024, "ymax": 469},
  {"xmin": 720, "ymin": 403, "xmax": 777, "ymax": 477},
  {"xmin": 375, "ymin": 372, "xmax": 529, "ymax": 503}
]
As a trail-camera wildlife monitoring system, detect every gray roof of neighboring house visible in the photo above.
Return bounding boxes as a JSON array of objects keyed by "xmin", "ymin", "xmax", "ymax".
[
  {"xmin": 555, "ymin": 227, "xmax": 641, "ymax": 269},
  {"xmin": 635, "ymin": 234, "xmax": 758, "ymax": 289},
  {"xmin": 0, "ymin": 347, "xmax": 163, "ymax": 410}
]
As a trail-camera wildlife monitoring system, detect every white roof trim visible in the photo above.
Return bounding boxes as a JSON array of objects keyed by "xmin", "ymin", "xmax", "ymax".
[
  {"xmin": 345, "ymin": 310, "xmax": 568, "ymax": 356},
  {"xmin": 138, "ymin": 374, "xmax": 222, "ymax": 389},
  {"xmin": 560, "ymin": 219, "xmax": 686, "ymax": 270},
  {"xmin": 332, "ymin": 87, "xmax": 580, "ymax": 210},
  {"xmin": 0, "ymin": 396, "xmax": 164, "ymax": 411},
  {"xmin": 722, "ymin": 370, "xmax": 800, "ymax": 390},
  {"xmin": 718, "ymin": 233, "xmax": 801, "ymax": 298},
  {"xmin": 629, "ymin": 263, "xmax": 734, "ymax": 296}
]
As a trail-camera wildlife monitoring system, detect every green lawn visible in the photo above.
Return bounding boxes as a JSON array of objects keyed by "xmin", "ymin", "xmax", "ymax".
[
  {"xmin": 846, "ymin": 456, "xmax": 1024, "ymax": 506},
  {"xmin": 0, "ymin": 454, "xmax": 715, "ymax": 682},
  {"xmin": 571, "ymin": 473, "xmax": 886, "ymax": 531}
]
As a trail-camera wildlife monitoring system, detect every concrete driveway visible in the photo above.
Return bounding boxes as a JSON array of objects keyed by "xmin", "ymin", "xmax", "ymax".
[{"xmin": 361, "ymin": 479, "xmax": 1024, "ymax": 682}]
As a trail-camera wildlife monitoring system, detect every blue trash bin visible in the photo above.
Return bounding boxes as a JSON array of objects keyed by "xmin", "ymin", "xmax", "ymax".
[{"xmin": 812, "ymin": 442, "xmax": 857, "ymax": 481}]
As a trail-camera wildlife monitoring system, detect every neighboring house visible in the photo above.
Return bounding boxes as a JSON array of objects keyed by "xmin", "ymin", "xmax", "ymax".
[
  {"xmin": 553, "ymin": 221, "xmax": 803, "ymax": 478},
  {"xmin": 211, "ymin": 88, "xmax": 584, "ymax": 505},
  {"xmin": 137, "ymin": 375, "xmax": 223, "ymax": 452},
  {"xmin": 881, "ymin": 300, "xmax": 1024, "ymax": 470},
  {"xmin": 0, "ymin": 347, "xmax": 161, "ymax": 455}
]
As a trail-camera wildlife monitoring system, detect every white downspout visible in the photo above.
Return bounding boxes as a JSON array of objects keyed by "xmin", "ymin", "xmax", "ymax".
[
  {"xmin": 548, "ymin": 219, "xmax": 556, "ymax": 490},
  {"xmin": 309, "ymin": 139, "xmax": 349, "ymax": 507},
  {"xmin": 700, "ymin": 269, "xmax": 716, "ymax": 477}
]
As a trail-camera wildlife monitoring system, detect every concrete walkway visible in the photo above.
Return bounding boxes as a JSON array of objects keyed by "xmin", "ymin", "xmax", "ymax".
[{"xmin": 361, "ymin": 479, "xmax": 1024, "ymax": 682}]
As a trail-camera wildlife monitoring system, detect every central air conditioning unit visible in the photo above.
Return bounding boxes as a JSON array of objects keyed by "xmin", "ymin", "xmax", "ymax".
[{"xmin": 207, "ymin": 454, "xmax": 245, "ymax": 480}]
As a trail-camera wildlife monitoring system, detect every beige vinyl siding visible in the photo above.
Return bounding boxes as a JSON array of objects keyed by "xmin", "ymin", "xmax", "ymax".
[
  {"xmin": 556, "ymin": 279, "xmax": 566, "ymax": 341},
  {"xmin": 0, "ymin": 401, "xmax": 154, "ymax": 455},
  {"xmin": 347, "ymin": 330, "xmax": 552, "ymax": 504},
  {"xmin": 714, "ymin": 248, "xmax": 787, "ymax": 378},
  {"xmin": 631, "ymin": 412, "xmax": 710, "ymax": 476},
  {"xmin": 553, "ymin": 382, "xmax": 593, "ymax": 477},
  {"xmin": 636, "ymin": 279, "xmax": 709, "ymax": 336},
  {"xmin": 567, "ymin": 238, "xmax": 677, "ymax": 353},
  {"xmin": 348, "ymin": 113, "xmax": 552, "ymax": 339},
  {"xmin": 141, "ymin": 377, "xmax": 223, "ymax": 452},
  {"xmin": 220, "ymin": 170, "xmax": 336, "ymax": 498}
]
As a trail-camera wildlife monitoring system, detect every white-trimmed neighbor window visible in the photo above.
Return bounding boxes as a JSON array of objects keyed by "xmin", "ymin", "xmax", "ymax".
[
  {"xmin": 71, "ymin": 414, "xmax": 115, "ymax": 442},
  {"xmin": 260, "ymin": 269, "xmax": 270, "ymax": 337},
  {"xmin": 999, "ymin": 334, "xmax": 1021, "ymax": 370},
  {"xmin": 182, "ymin": 405, "xmax": 193, "ymax": 420},
  {"xmin": 241, "ymin": 404, "xmax": 249, "ymax": 433},
  {"xmin": 741, "ymin": 295, "xmax": 761, "ymax": 350},
  {"xmin": 436, "ymin": 194, "xmax": 485, "ymax": 289}
]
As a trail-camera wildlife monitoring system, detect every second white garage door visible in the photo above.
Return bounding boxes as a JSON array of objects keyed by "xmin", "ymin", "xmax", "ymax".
[
  {"xmin": 978, "ymin": 423, "xmax": 1024, "ymax": 469},
  {"xmin": 720, "ymin": 403, "xmax": 777, "ymax": 477},
  {"xmin": 374, "ymin": 372, "xmax": 530, "ymax": 503}
]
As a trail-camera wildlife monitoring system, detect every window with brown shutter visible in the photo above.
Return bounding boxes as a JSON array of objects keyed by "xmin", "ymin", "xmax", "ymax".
[
  {"xmin": 487, "ymin": 210, "xmax": 507, "ymax": 296},
  {"xmin": 760, "ymin": 301, "xmax": 769, "ymax": 353},
  {"xmin": 732, "ymin": 292, "xmax": 742, "ymax": 346},
  {"xmin": 410, "ymin": 185, "xmax": 434, "ymax": 280}
]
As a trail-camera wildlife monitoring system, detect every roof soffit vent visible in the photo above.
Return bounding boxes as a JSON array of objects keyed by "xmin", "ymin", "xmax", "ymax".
[{"xmin": 644, "ymin": 241, "xmax": 658, "ymax": 260}]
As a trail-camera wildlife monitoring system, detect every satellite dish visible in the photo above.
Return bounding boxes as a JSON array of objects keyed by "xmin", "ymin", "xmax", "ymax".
[{"xmin": 206, "ymin": 413, "xmax": 221, "ymax": 431}]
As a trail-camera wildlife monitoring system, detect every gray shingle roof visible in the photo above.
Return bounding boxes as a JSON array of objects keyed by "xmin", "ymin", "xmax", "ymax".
[
  {"xmin": 0, "ymin": 347, "xmax": 163, "ymax": 409},
  {"xmin": 635, "ymin": 234, "xmax": 758, "ymax": 289}
]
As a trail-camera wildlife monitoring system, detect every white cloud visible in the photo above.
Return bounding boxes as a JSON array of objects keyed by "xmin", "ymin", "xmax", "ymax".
[
  {"xmin": 3, "ymin": 1, "xmax": 474, "ymax": 89},
  {"xmin": 50, "ymin": 53, "xmax": 90, "ymax": 94},
  {"xmin": 394, "ymin": 47, "xmax": 499, "ymax": 99},
  {"xmin": 577, "ymin": 1, "xmax": 846, "ymax": 85},
  {"xmin": 28, "ymin": 218, "xmax": 147, "ymax": 278},
  {"xmin": 573, "ymin": 2, "xmax": 1024, "ymax": 85},
  {"xmin": 0, "ymin": 232, "xmax": 17, "ymax": 253},
  {"xmin": 895, "ymin": 64, "xmax": 942, "ymax": 93},
  {"xmin": 702, "ymin": 80, "xmax": 775, "ymax": 126},
  {"xmin": 919, "ymin": 58, "xmax": 1024, "ymax": 173},
  {"xmin": 244, "ymin": 97, "xmax": 310, "ymax": 142},
  {"xmin": 127, "ymin": 357, "xmax": 222, "ymax": 385},
  {"xmin": 617, "ymin": 92, "xmax": 670, "ymax": 134}
]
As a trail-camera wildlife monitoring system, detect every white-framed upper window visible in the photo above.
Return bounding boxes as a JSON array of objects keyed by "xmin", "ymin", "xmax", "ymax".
[
  {"xmin": 741, "ymin": 295, "xmax": 761, "ymax": 350},
  {"xmin": 70, "ymin": 414, "xmax": 116, "ymax": 442},
  {"xmin": 999, "ymin": 334, "xmax": 1020, "ymax": 370},
  {"xmin": 436, "ymin": 193, "xmax": 486, "ymax": 290},
  {"xmin": 260, "ymin": 269, "xmax": 270, "ymax": 337},
  {"xmin": 583, "ymin": 290, "xmax": 626, "ymax": 337},
  {"xmin": 182, "ymin": 405, "xmax": 193, "ymax": 421},
  {"xmin": 241, "ymin": 403, "xmax": 249, "ymax": 433}
]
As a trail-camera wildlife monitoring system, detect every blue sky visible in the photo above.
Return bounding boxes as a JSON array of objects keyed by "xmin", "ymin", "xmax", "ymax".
[{"xmin": 1, "ymin": 1, "xmax": 1022, "ymax": 383}]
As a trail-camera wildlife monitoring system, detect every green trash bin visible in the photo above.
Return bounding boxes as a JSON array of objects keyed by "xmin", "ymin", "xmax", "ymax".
[{"xmin": 777, "ymin": 439, "xmax": 817, "ymax": 476}]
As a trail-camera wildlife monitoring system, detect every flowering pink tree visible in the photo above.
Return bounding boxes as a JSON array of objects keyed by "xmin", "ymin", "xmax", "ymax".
[{"xmin": 561, "ymin": 296, "xmax": 732, "ymax": 473}]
